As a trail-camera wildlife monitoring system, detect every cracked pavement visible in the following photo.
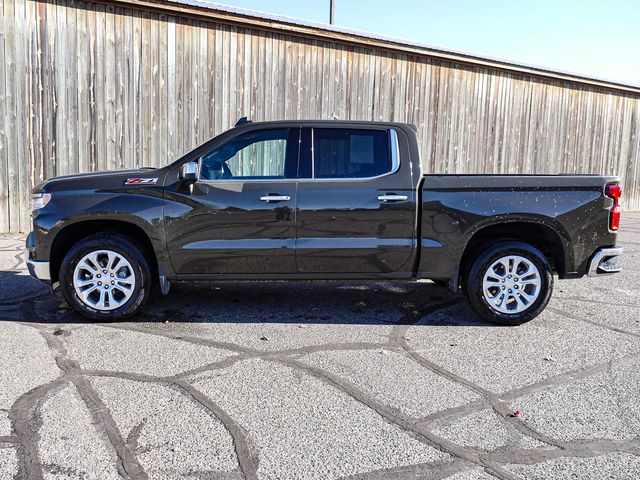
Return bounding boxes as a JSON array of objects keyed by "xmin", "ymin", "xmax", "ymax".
[{"xmin": 0, "ymin": 214, "xmax": 639, "ymax": 479}]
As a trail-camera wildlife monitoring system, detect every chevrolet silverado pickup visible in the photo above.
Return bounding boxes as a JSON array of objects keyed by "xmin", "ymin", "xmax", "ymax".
[{"xmin": 25, "ymin": 120, "xmax": 623, "ymax": 324}]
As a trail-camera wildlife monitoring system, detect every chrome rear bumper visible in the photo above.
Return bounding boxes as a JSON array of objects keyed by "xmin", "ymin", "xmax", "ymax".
[
  {"xmin": 24, "ymin": 248, "xmax": 51, "ymax": 281},
  {"xmin": 587, "ymin": 247, "xmax": 623, "ymax": 276}
]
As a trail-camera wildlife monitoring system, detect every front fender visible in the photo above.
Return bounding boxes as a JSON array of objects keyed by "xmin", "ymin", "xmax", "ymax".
[{"xmin": 31, "ymin": 187, "xmax": 171, "ymax": 276}]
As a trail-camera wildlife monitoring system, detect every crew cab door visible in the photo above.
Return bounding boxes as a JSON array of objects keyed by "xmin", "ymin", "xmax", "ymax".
[
  {"xmin": 164, "ymin": 127, "xmax": 299, "ymax": 275},
  {"xmin": 295, "ymin": 127, "xmax": 416, "ymax": 276}
]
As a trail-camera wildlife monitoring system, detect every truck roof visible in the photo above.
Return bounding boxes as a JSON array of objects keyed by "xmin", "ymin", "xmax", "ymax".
[{"xmin": 232, "ymin": 119, "xmax": 417, "ymax": 130}]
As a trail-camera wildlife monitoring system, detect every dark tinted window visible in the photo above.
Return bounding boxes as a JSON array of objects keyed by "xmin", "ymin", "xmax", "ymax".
[
  {"xmin": 200, "ymin": 129, "xmax": 289, "ymax": 180},
  {"xmin": 313, "ymin": 129, "xmax": 391, "ymax": 179}
]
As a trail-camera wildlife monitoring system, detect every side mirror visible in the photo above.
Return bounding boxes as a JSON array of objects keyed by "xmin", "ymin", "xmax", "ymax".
[{"xmin": 179, "ymin": 161, "xmax": 199, "ymax": 183}]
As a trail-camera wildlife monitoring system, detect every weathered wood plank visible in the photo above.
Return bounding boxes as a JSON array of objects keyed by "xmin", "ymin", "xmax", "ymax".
[
  {"xmin": 104, "ymin": 4, "xmax": 116, "ymax": 170},
  {"xmin": 0, "ymin": 0, "xmax": 9, "ymax": 231},
  {"xmin": 167, "ymin": 15, "xmax": 176, "ymax": 160},
  {"xmin": 5, "ymin": 0, "xmax": 20, "ymax": 231},
  {"xmin": 113, "ymin": 6, "xmax": 124, "ymax": 168},
  {"xmin": 158, "ymin": 13, "xmax": 168, "ymax": 164},
  {"xmin": 76, "ymin": 1, "xmax": 90, "ymax": 175},
  {"xmin": 93, "ymin": 2, "xmax": 105, "ymax": 172}
]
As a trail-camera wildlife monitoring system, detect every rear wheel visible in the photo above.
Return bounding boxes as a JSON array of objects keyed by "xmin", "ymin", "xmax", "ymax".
[
  {"xmin": 466, "ymin": 241, "xmax": 553, "ymax": 325},
  {"xmin": 59, "ymin": 233, "xmax": 151, "ymax": 320}
]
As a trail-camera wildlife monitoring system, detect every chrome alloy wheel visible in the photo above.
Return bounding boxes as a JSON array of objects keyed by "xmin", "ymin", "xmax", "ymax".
[
  {"xmin": 482, "ymin": 255, "xmax": 541, "ymax": 314},
  {"xmin": 72, "ymin": 250, "xmax": 136, "ymax": 311}
]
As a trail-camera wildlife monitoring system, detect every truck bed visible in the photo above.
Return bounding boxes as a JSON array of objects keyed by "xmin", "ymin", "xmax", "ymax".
[{"xmin": 417, "ymin": 174, "xmax": 619, "ymax": 281}]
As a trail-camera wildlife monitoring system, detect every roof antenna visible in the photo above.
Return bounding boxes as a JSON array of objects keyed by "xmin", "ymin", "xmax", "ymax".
[{"xmin": 235, "ymin": 117, "xmax": 252, "ymax": 127}]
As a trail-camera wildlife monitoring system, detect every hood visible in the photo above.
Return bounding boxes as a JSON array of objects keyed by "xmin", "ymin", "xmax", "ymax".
[{"xmin": 32, "ymin": 168, "xmax": 161, "ymax": 193}]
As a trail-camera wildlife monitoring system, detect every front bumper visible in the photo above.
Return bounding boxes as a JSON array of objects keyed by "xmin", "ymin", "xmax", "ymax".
[
  {"xmin": 24, "ymin": 247, "xmax": 51, "ymax": 281},
  {"xmin": 587, "ymin": 246, "xmax": 623, "ymax": 276}
]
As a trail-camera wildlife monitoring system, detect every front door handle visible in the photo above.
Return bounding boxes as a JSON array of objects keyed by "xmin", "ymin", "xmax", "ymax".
[
  {"xmin": 377, "ymin": 194, "xmax": 408, "ymax": 202},
  {"xmin": 260, "ymin": 194, "xmax": 291, "ymax": 203}
]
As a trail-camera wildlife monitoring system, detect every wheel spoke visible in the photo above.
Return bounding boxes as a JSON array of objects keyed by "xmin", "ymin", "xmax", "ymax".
[
  {"xmin": 515, "ymin": 293, "xmax": 528, "ymax": 309},
  {"xmin": 97, "ymin": 289, "xmax": 106, "ymax": 309},
  {"xmin": 106, "ymin": 252, "xmax": 117, "ymax": 271},
  {"xmin": 496, "ymin": 293, "xmax": 509, "ymax": 308},
  {"xmin": 90, "ymin": 251, "xmax": 102, "ymax": 270},
  {"xmin": 508, "ymin": 257, "xmax": 517, "ymax": 275},
  {"xmin": 518, "ymin": 290, "xmax": 536, "ymax": 302},
  {"xmin": 115, "ymin": 282, "xmax": 133, "ymax": 294},
  {"xmin": 486, "ymin": 288, "xmax": 501, "ymax": 300},
  {"xmin": 79, "ymin": 258, "xmax": 98, "ymax": 273},
  {"xmin": 75, "ymin": 278, "xmax": 95, "ymax": 288},
  {"xmin": 111, "ymin": 256, "xmax": 125, "ymax": 273},
  {"xmin": 81, "ymin": 285, "xmax": 100, "ymax": 301},
  {"xmin": 497, "ymin": 259, "xmax": 509, "ymax": 277},
  {"xmin": 117, "ymin": 272, "xmax": 134, "ymax": 283},
  {"xmin": 520, "ymin": 275, "xmax": 540, "ymax": 288}
]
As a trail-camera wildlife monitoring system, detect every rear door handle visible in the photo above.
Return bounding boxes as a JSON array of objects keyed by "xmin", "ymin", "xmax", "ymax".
[
  {"xmin": 377, "ymin": 194, "xmax": 408, "ymax": 202},
  {"xmin": 260, "ymin": 195, "xmax": 291, "ymax": 202}
]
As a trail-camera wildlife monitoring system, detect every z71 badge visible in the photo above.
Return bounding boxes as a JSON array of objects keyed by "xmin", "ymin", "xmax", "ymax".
[{"xmin": 124, "ymin": 178, "xmax": 158, "ymax": 186}]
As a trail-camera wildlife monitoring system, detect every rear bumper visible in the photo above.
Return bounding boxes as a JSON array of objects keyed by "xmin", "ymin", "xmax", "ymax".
[
  {"xmin": 587, "ymin": 246, "xmax": 623, "ymax": 276},
  {"xmin": 24, "ymin": 247, "xmax": 51, "ymax": 282}
]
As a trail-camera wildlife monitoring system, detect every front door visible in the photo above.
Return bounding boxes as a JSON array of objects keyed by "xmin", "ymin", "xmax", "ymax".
[
  {"xmin": 295, "ymin": 127, "xmax": 416, "ymax": 276},
  {"xmin": 165, "ymin": 127, "xmax": 299, "ymax": 275}
]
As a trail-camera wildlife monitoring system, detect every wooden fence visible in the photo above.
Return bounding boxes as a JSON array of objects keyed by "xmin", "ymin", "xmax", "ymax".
[{"xmin": 1, "ymin": 0, "xmax": 639, "ymax": 232}]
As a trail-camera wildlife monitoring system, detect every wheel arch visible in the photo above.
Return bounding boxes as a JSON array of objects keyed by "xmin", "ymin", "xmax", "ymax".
[
  {"xmin": 50, "ymin": 219, "xmax": 159, "ymax": 283},
  {"xmin": 458, "ymin": 219, "xmax": 569, "ymax": 288}
]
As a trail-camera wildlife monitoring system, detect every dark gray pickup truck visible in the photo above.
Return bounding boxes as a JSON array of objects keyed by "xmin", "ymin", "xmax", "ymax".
[{"xmin": 25, "ymin": 120, "xmax": 623, "ymax": 324}]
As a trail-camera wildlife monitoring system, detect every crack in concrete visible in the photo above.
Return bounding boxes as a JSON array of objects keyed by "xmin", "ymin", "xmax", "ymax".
[
  {"xmin": 175, "ymin": 381, "xmax": 260, "ymax": 480},
  {"xmin": 6, "ymin": 311, "xmax": 149, "ymax": 480},
  {"xmin": 125, "ymin": 418, "xmax": 148, "ymax": 453},
  {"xmin": 548, "ymin": 306, "xmax": 640, "ymax": 338},
  {"xmin": 484, "ymin": 438, "xmax": 640, "ymax": 465},
  {"xmin": 40, "ymin": 328, "xmax": 149, "ymax": 480},
  {"xmin": 339, "ymin": 458, "xmax": 474, "ymax": 480},
  {"xmin": 4, "ymin": 235, "xmax": 640, "ymax": 478},
  {"xmin": 268, "ymin": 356, "xmax": 520, "ymax": 480},
  {"xmin": 554, "ymin": 296, "xmax": 640, "ymax": 309},
  {"xmin": 73, "ymin": 369, "xmax": 260, "ymax": 479},
  {"xmin": 499, "ymin": 351, "xmax": 640, "ymax": 401},
  {"xmin": 8, "ymin": 378, "xmax": 67, "ymax": 480},
  {"xmin": 19, "ymin": 302, "xmax": 640, "ymax": 478}
]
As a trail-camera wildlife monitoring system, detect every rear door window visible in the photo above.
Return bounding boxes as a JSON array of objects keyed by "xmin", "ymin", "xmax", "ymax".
[{"xmin": 312, "ymin": 129, "xmax": 391, "ymax": 179}]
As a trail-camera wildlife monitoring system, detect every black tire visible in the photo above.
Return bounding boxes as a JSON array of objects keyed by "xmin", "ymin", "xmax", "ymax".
[
  {"xmin": 59, "ymin": 233, "xmax": 152, "ymax": 321},
  {"xmin": 465, "ymin": 241, "xmax": 553, "ymax": 325}
]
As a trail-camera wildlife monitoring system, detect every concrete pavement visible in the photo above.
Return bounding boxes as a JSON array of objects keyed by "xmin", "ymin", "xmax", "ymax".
[{"xmin": 0, "ymin": 215, "xmax": 639, "ymax": 479}]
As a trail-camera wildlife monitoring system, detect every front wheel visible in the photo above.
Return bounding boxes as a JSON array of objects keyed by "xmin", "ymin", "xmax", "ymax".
[
  {"xmin": 466, "ymin": 241, "xmax": 553, "ymax": 325},
  {"xmin": 59, "ymin": 233, "xmax": 152, "ymax": 321}
]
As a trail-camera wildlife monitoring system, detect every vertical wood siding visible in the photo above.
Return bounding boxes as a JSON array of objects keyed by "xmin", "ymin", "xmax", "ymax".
[{"xmin": 1, "ymin": 0, "xmax": 639, "ymax": 232}]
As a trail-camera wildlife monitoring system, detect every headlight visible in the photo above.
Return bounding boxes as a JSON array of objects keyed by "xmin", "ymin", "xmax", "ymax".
[{"xmin": 29, "ymin": 193, "xmax": 51, "ymax": 211}]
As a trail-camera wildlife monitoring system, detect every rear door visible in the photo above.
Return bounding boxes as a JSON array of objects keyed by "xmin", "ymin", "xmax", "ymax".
[{"xmin": 295, "ymin": 126, "xmax": 416, "ymax": 276}]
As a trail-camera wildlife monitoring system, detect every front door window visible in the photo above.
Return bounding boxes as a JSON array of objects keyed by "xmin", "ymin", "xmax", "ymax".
[{"xmin": 200, "ymin": 129, "xmax": 289, "ymax": 180}]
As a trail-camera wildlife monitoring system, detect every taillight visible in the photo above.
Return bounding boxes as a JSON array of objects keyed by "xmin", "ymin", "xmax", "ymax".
[{"xmin": 605, "ymin": 183, "xmax": 622, "ymax": 231}]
